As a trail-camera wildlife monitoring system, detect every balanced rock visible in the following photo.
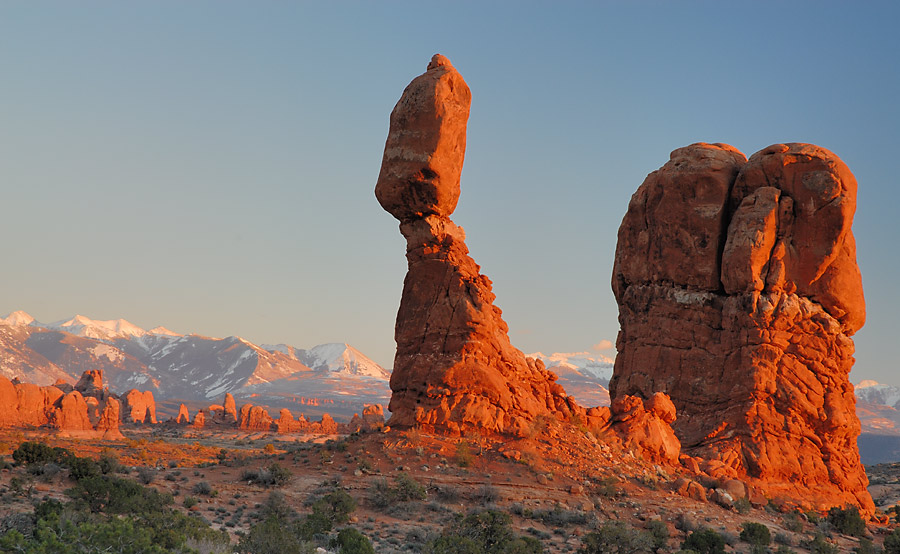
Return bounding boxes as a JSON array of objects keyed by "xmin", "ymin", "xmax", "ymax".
[
  {"xmin": 122, "ymin": 389, "xmax": 158, "ymax": 424},
  {"xmin": 377, "ymin": 55, "xmax": 582, "ymax": 436},
  {"xmin": 610, "ymin": 142, "xmax": 871, "ymax": 514}
]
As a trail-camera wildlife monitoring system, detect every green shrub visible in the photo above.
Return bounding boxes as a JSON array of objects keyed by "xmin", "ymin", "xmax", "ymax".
[
  {"xmin": 885, "ymin": 527, "xmax": 900, "ymax": 554},
  {"xmin": 739, "ymin": 522, "xmax": 771, "ymax": 546},
  {"xmin": 681, "ymin": 528, "xmax": 726, "ymax": 554},
  {"xmin": 369, "ymin": 473, "xmax": 426, "ymax": 509},
  {"xmin": 238, "ymin": 515, "xmax": 316, "ymax": 554},
  {"xmin": 647, "ymin": 520, "xmax": 669, "ymax": 551},
  {"xmin": 455, "ymin": 441, "xmax": 474, "ymax": 467},
  {"xmin": 12, "ymin": 442, "xmax": 68, "ymax": 465},
  {"xmin": 241, "ymin": 462, "xmax": 293, "ymax": 487},
  {"xmin": 804, "ymin": 532, "xmax": 839, "ymax": 554},
  {"xmin": 427, "ymin": 509, "xmax": 542, "ymax": 554},
  {"xmin": 733, "ymin": 496, "xmax": 752, "ymax": 514},
  {"xmin": 312, "ymin": 489, "xmax": 357, "ymax": 525},
  {"xmin": 332, "ymin": 527, "xmax": 375, "ymax": 554},
  {"xmin": 826, "ymin": 505, "xmax": 866, "ymax": 537},
  {"xmin": 192, "ymin": 481, "xmax": 213, "ymax": 496},
  {"xmin": 855, "ymin": 537, "xmax": 879, "ymax": 554},
  {"xmin": 578, "ymin": 521, "xmax": 653, "ymax": 553}
]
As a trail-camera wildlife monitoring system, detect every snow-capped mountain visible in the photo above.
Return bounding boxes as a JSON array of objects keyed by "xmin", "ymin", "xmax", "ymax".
[
  {"xmin": 263, "ymin": 343, "xmax": 390, "ymax": 379},
  {"xmin": 856, "ymin": 380, "xmax": 900, "ymax": 409},
  {"xmin": 0, "ymin": 311, "xmax": 391, "ymax": 406},
  {"xmin": 527, "ymin": 351, "xmax": 614, "ymax": 384}
]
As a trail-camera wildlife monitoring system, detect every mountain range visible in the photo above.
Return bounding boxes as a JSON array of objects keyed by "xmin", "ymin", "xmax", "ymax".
[
  {"xmin": 3, "ymin": 310, "xmax": 899, "ymax": 462},
  {"xmin": 0, "ymin": 311, "xmax": 390, "ymax": 418}
]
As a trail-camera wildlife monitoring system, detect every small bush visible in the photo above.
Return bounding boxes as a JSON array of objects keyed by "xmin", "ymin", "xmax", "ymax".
[
  {"xmin": 136, "ymin": 467, "xmax": 157, "ymax": 485},
  {"xmin": 826, "ymin": 505, "xmax": 865, "ymax": 537},
  {"xmin": 885, "ymin": 527, "xmax": 900, "ymax": 554},
  {"xmin": 681, "ymin": 528, "xmax": 726, "ymax": 554},
  {"xmin": 183, "ymin": 496, "xmax": 198, "ymax": 509},
  {"xmin": 193, "ymin": 481, "xmax": 213, "ymax": 496},
  {"xmin": 855, "ymin": 537, "xmax": 879, "ymax": 554},
  {"xmin": 740, "ymin": 522, "xmax": 771, "ymax": 546},
  {"xmin": 647, "ymin": 520, "xmax": 669, "ymax": 551},
  {"xmin": 428, "ymin": 510, "xmax": 541, "ymax": 554},
  {"xmin": 782, "ymin": 512, "xmax": 804, "ymax": 533},
  {"xmin": 734, "ymin": 496, "xmax": 751, "ymax": 514},
  {"xmin": 241, "ymin": 463, "xmax": 292, "ymax": 487},
  {"xmin": 332, "ymin": 528, "xmax": 375, "ymax": 554},
  {"xmin": 579, "ymin": 521, "xmax": 652, "ymax": 553},
  {"xmin": 804, "ymin": 532, "xmax": 839, "ymax": 554},
  {"xmin": 454, "ymin": 441, "xmax": 473, "ymax": 467}
]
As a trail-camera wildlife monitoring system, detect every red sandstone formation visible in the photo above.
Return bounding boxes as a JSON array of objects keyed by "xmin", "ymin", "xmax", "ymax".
[
  {"xmin": 0, "ymin": 371, "xmax": 127, "ymax": 438},
  {"xmin": 376, "ymin": 54, "xmax": 584, "ymax": 436},
  {"xmin": 223, "ymin": 393, "xmax": 237, "ymax": 422},
  {"xmin": 122, "ymin": 389, "xmax": 158, "ymax": 424},
  {"xmin": 238, "ymin": 404, "xmax": 274, "ymax": 432},
  {"xmin": 176, "ymin": 404, "xmax": 190, "ymax": 424},
  {"xmin": 609, "ymin": 393, "xmax": 681, "ymax": 465},
  {"xmin": 51, "ymin": 391, "xmax": 94, "ymax": 433},
  {"xmin": 276, "ymin": 409, "xmax": 303, "ymax": 433},
  {"xmin": 75, "ymin": 369, "xmax": 104, "ymax": 395},
  {"xmin": 610, "ymin": 142, "xmax": 871, "ymax": 513},
  {"xmin": 95, "ymin": 397, "xmax": 124, "ymax": 440},
  {"xmin": 191, "ymin": 409, "xmax": 206, "ymax": 428}
]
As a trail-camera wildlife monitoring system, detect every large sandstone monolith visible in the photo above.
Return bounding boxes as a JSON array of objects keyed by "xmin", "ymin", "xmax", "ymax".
[
  {"xmin": 122, "ymin": 389, "xmax": 158, "ymax": 424},
  {"xmin": 376, "ymin": 55, "xmax": 583, "ymax": 436},
  {"xmin": 610, "ymin": 142, "xmax": 871, "ymax": 513}
]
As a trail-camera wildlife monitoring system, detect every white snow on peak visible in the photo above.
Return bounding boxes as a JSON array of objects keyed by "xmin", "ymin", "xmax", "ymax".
[
  {"xmin": 148, "ymin": 326, "xmax": 182, "ymax": 337},
  {"xmin": 47, "ymin": 314, "xmax": 149, "ymax": 340},
  {"xmin": 855, "ymin": 380, "xmax": 900, "ymax": 409},
  {"xmin": 527, "ymin": 351, "xmax": 614, "ymax": 382},
  {"xmin": 302, "ymin": 343, "xmax": 390, "ymax": 379},
  {"xmin": 0, "ymin": 310, "xmax": 35, "ymax": 326}
]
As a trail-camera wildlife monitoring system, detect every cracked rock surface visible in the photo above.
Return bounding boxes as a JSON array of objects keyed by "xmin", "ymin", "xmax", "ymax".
[{"xmin": 610, "ymin": 142, "xmax": 872, "ymax": 513}]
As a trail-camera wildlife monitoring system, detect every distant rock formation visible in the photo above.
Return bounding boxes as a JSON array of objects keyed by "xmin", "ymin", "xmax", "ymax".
[
  {"xmin": 238, "ymin": 404, "xmax": 274, "ymax": 432},
  {"xmin": 191, "ymin": 409, "xmax": 206, "ymax": 428},
  {"xmin": 0, "ymin": 371, "xmax": 124, "ymax": 439},
  {"xmin": 223, "ymin": 393, "xmax": 237, "ymax": 422},
  {"xmin": 610, "ymin": 142, "xmax": 871, "ymax": 513},
  {"xmin": 122, "ymin": 389, "xmax": 157, "ymax": 424},
  {"xmin": 376, "ymin": 54, "xmax": 583, "ymax": 436},
  {"xmin": 176, "ymin": 404, "xmax": 190, "ymax": 424},
  {"xmin": 75, "ymin": 369, "xmax": 104, "ymax": 396}
]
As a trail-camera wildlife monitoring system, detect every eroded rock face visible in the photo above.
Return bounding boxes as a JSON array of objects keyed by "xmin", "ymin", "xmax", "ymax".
[
  {"xmin": 610, "ymin": 142, "xmax": 871, "ymax": 513},
  {"xmin": 377, "ymin": 55, "xmax": 582, "ymax": 436},
  {"xmin": 176, "ymin": 404, "xmax": 190, "ymax": 424},
  {"xmin": 223, "ymin": 393, "xmax": 237, "ymax": 422},
  {"xmin": 238, "ymin": 404, "xmax": 274, "ymax": 432},
  {"xmin": 75, "ymin": 369, "xmax": 104, "ymax": 396},
  {"xmin": 122, "ymin": 389, "xmax": 157, "ymax": 424}
]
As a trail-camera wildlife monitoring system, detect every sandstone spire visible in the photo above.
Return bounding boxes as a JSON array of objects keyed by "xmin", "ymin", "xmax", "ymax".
[
  {"xmin": 376, "ymin": 55, "xmax": 581, "ymax": 436},
  {"xmin": 610, "ymin": 142, "xmax": 871, "ymax": 514}
]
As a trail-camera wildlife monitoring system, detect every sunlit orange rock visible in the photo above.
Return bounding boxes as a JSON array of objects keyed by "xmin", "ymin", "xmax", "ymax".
[
  {"xmin": 276, "ymin": 408, "xmax": 304, "ymax": 433},
  {"xmin": 238, "ymin": 404, "xmax": 274, "ymax": 432},
  {"xmin": 377, "ymin": 55, "xmax": 583, "ymax": 436},
  {"xmin": 0, "ymin": 376, "xmax": 18, "ymax": 427},
  {"xmin": 176, "ymin": 403, "xmax": 190, "ymax": 424},
  {"xmin": 610, "ymin": 142, "xmax": 872, "ymax": 514},
  {"xmin": 191, "ymin": 409, "xmax": 206, "ymax": 428},
  {"xmin": 122, "ymin": 389, "xmax": 158, "ymax": 424},
  {"xmin": 50, "ymin": 391, "xmax": 93, "ymax": 432},
  {"xmin": 609, "ymin": 393, "xmax": 681, "ymax": 465},
  {"xmin": 75, "ymin": 369, "xmax": 104, "ymax": 396},
  {"xmin": 223, "ymin": 393, "xmax": 238, "ymax": 422},
  {"xmin": 95, "ymin": 397, "xmax": 124, "ymax": 440}
]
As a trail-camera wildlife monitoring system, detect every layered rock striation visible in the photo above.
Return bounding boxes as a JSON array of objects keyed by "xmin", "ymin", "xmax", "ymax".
[
  {"xmin": 610, "ymin": 142, "xmax": 871, "ymax": 512},
  {"xmin": 376, "ymin": 55, "xmax": 582, "ymax": 436}
]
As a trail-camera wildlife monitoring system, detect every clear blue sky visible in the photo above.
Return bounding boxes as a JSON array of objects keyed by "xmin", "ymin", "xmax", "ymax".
[{"xmin": 2, "ymin": 2, "xmax": 897, "ymax": 384}]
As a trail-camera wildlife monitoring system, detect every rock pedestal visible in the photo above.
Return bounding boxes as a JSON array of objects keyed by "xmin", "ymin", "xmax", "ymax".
[
  {"xmin": 376, "ymin": 55, "xmax": 582, "ymax": 436},
  {"xmin": 610, "ymin": 142, "xmax": 871, "ymax": 513}
]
